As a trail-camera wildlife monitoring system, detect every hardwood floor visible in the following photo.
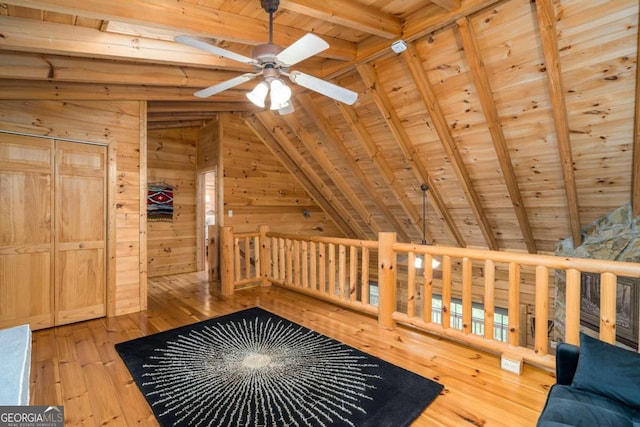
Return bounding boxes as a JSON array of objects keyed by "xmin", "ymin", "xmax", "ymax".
[{"xmin": 30, "ymin": 271, "xmax": 555, "ymax": 426}]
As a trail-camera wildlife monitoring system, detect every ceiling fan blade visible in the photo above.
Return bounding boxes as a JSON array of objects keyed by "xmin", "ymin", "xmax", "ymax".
[
  {"xmin": 287, "ymin": 71, "xmax": 358, "ymax": 105},
  {"xmin": 194, "ymin": 73, "xmax": 258, "ymax": 98},
  {"xmin": 276, "ymin": 34, "xmax": 329, "ymax": 67},
  {"xmin": 175, "ymin": 35, "xmax": 257, "ymax": 65}
]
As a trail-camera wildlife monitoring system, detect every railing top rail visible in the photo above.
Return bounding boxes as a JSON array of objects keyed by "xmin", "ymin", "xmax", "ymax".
[
  {"xmin": 395, "ymin": 242, "xmax": 640, "ymax": 277},
  {"xmin": 266, "ymin": 231, "xmax": 378, "ymax": 249}
]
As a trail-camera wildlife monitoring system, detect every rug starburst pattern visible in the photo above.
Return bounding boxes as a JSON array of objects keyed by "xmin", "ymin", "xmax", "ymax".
[
  {"xmin": 142, "ymin": 316, "xmax": 379, "ymax": 427},
  {"xmin": 116, "ymin": 308, "xmax": 444, "ymax": 427}
]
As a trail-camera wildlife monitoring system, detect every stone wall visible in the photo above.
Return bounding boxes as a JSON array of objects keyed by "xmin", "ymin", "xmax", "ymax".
[{"xmin": 554, "ymin": 203, "xmax": 640, "ymax": 347}]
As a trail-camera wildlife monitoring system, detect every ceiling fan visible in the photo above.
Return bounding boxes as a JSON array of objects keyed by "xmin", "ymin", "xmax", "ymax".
[{"xmin": 174, "ymin": 0, "xmax": 358, "ymax": 114}]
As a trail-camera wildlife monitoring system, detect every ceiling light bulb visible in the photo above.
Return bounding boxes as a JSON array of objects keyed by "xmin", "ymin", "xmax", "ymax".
[
  {"xmin": 414, "ymin": 256, "xmax": 423, "ymax": 269},
  {"xmin": 431, "ymin": 257, "xmax": 440, "ymax": 269},
  {"xmin": 246, "ymin": 81, "xmax": 269, "ymax": 108},
  {"xmin": 415, "ymin": 254, "xmax": 440, "ymax": 269},
  {"xmin": 278, "ymin": 101, "xmax": 295, "ymax": 115},
  {"xmin": 269, "ymin": 79, "xmax": 292, "ymax": 110}
]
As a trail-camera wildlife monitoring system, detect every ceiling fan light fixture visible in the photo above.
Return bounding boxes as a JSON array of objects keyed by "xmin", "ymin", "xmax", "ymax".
[
  {"xmin": 269, "ymin": 79, "xmax": 292, "ymax": 110},
  {"xmin": 246, "ymin": 81, "xmax": 269, "ymax": 108},
  {"xmin": 175, "ymin": 0, "xmax": 358, "ymax": 106}
]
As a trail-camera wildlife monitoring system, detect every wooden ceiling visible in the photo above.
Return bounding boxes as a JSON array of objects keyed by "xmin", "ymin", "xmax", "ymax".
[{"xmin": 1, "ymin": 0, "xmax": 639, "ymax": 255}]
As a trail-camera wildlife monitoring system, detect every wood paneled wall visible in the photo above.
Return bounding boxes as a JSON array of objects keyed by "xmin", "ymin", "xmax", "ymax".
[
  {"xmin": 220, "ymin": 113, "xmax": 343, "ymax": 236},
  {"xmin": 147, "ymin": 127, "xmax": 198, "ymax": 277},
  {"xmin": 0, "ymin": 100, "xmax": 146, "ymax": 316}
]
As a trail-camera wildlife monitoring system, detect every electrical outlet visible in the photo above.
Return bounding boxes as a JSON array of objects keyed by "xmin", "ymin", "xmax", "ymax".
[{"xmin": 500, "ymin": 354, "xmax": 523, "ymax": 375}]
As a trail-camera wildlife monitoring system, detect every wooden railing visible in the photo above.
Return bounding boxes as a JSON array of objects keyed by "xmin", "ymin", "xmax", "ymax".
[{"xmin": 220, "ymin": 226, "xmax": 640, "ymax": 370}]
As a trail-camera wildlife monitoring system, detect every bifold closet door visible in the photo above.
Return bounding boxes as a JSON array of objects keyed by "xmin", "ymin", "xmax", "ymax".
[
  {"xmin": 0, "ymin": 134, "xmax": 55, "ymax": 329},
  {"xmin": 55, "ymin": 141, "xmax": 107, "ymax": 326}
]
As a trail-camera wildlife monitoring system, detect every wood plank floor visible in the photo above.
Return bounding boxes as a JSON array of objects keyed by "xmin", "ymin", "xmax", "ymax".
[{"xmin": 30, "ymin": 271, "xmax": 556, "ymax": 426}]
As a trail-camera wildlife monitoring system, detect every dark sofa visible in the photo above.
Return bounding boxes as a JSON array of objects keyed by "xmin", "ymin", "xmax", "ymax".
[{"xmin": 537, "ymin": 333, "xmax": 640, "ymax": 426}]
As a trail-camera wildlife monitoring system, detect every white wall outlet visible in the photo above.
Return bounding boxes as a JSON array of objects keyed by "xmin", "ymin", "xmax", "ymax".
[
  {"xmin": 228, "ymin": 210, "xmax": 233, "ymax": 217},
  {"xmin": 500, "ymin": 354, "xmax": 523, "ymax": 375}
]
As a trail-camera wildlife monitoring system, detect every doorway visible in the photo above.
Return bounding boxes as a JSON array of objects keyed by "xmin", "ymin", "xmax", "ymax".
[{"xmin": 203, "ymin": 170, "xmax": 219, "ymax": 280}]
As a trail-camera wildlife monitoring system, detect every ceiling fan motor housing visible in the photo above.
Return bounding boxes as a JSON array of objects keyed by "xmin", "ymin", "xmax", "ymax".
[{"xmin": 252, "ymin": 43, "xmax": 284, "ymax": 67}]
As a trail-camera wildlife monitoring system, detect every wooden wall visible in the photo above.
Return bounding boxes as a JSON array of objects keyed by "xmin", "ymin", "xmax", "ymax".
[
  {"xmin": 0, "ymin": 100, "xmax": 146, "ymax": 316},
  {"xmin": 147, "ymin": 127, "xmax": 198, "ymax": 277},
  {"xmin": 220, "ymin": 113, "xmax": 343, "ymax": 236}
]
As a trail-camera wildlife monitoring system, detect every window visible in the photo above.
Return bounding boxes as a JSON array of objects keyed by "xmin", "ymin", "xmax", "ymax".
[
  {"xmin": 431, "ymin": 295, "xmax": 509, "ymax": 342},
  {"xmin": 369, "ymin": 283, "xmax": 379, "ymax": 305},
  {"xmin": 366, "ymin": 285, "xmax": 508, "ymax": 342}
]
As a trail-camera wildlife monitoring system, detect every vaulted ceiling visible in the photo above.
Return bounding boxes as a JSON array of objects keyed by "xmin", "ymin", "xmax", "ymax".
[{"xmin": 1, "ymin": 0, "xmax": 638, "ymax": 254}]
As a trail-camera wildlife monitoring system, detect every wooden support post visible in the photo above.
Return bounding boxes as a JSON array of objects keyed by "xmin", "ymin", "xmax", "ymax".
[
  {"xmin": 328, "ymin": 243, "xmax": 336, "ymax": 297},
  {"xmin": 286, "ymin": 239, "xmax": 293, "ymax": 285},
  {"xmin": 294, "ymin": 239, "xmax": 301, "ymax": 286},
  {"xmin": 378, "ymin": 232, "xmax": 397, "ymax": 329},
  {"xmin": 565, "ymin": 269, "xmax": 580, "ymax": 345},
  {"xmin": 407, "ymin": 252, "xmax": 417, "ymax": 319},
  {"xmin": 302, "ymin": 241, "xmax": 309, "ymax": 289},
  {"xmin": 361, "ymin": 247, "xmax": 370, "ymax": 305},
  {"xmin": 310, "ymin": 242, "xmax": 317, "ymax": 290},
  {"xmin": 483, "ymin": 260, "xmax": 495, "ymax": 340},
  {"xmin": 244, "ymin": 237, "xmax": 251, "ymax": 279},
  {"xmin": 441, "ymin": 255, "xmax": 452, "ymax": 329},
  {"xmin": 462, "ymin": 257, "xmax": 472, "ymax": 335},
  {"xmin": 600, "ymin": 272, "xmax": 617, "ymax": 344},
  {"xmin": 279, "ymin": 238, "xmax": 286, "ymax": 281},
  {"xmin": 349, "ymin": 246, "xmax": 357, "ymax": 302},
  {"xmin": 220, "ymin": 226, "xmax": 234, "ymax": 296},
  {"xmin": 338, "ymin": 244, "xmax": 346, "ymax": 299},
  {"xmin": 508, "ymin": 263, "xmax": 521, "ymax": 347},
  {"xmin": 534, "ymin": 265, "xmax": 549, "ymax": 356},
  {"xmin": 259, "ymin": 225, "xmax": 270, "ymax": 287},
  {"xmin": 234, "ymin": 237, "xmax": 241, "ymax": 282},
  {"xmin": 423, "ymin": 254, "xmax": 434, "ymax": 324},
  {"xmin": 271, "ymin": 237, "xmax": 279, "ymax": 280}
]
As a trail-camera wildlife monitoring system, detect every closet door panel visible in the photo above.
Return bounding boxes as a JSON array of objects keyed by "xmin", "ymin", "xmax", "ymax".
[
  {"xmin": 55, "ymin": 141, "xmax": 106, "ymax": 326},
  {"xmin": 0, "ymin": 134, "xmax": 54, "ymax": 329}
]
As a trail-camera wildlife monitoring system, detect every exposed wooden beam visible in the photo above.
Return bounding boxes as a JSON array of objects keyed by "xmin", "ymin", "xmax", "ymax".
[
  {"xmin": 147, "ymin": 101, "xmax": 253, "ymax": 113},
  {"xmin": 0, "ymin": 16, "xmax": 250, "ymax": 70},
  {"xmin": 147, "ymin": 112, "xmax": 232, "ymax": 122},
  {"xmin": 430, "ymin": 0, "xmax": 462, "ymax": 11},
  {"xmin": 456, "ymin": 17, "xmax": 537, "ymax": 254},
  {"xmin": 401, "ymin": 42, "xmax": 498, "ymax": 250},
  {"xmin": 248, "ymin": 113, "xmax": 363, "ymax": 239},
  {"xmin": 0, "ymin": 80, "xmax": 251, "ymax": 102},
  {"xmin": 1, "ymin": 0, "xmax": 356, "ymax": 61},
  {"xmin": 278, "ymin": 105, "xmax": 381, "ymax": 239},
  {"xmin": 0, "ymin": 51, "xmax": 243, "ymax": 87},
  {"xmin": 298, "ymin": 93, "xmax": 411, "ymax": 242},
  {"xmin": 535, "ymin": 0, "xmax": 582, "ymax": 247},
  {"xmin": 336, "ymin": 101, "xmax": 432, "ymax": 243},
  {"xmin": 356, "ymin": 63, "xmax": 466, "ymax": 247},
  {"xmin": 148, "ymin": 120, "xmax": 206, "ymax": 130},
  {"xmin": 634, "ymin": 7, "xmax": 640, "ymax": 217},
  {"xmin": 280, "ymin": 0, "xmax": 401, "ymax": 39}
]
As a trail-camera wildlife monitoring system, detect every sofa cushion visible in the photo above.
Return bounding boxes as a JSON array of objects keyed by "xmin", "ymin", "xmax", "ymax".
[
  {"xmin": 571, "ymin": 333, "xmax": 640, "ymax": 408},
  {"xmin": 537, "ymin": 385, "xmax": 634, "ymax": 427}
]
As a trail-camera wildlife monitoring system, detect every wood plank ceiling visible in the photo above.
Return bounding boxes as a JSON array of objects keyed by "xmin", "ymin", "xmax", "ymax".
[{"xmin": 0, "ymin": 0, "xmax": 638, "ymax": 254}]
